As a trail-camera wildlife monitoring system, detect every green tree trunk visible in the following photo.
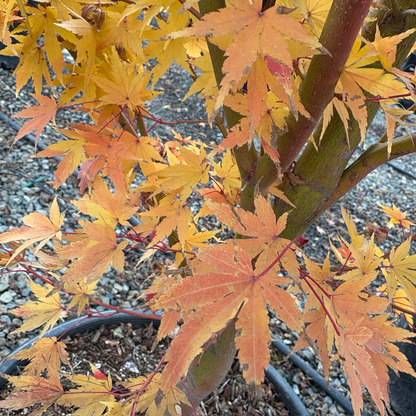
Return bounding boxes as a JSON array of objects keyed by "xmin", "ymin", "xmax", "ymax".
[
  {"xmin": 179, "ymin": 0, "xmax": 380, "ymax": 411},
  {"xmin": 274, "ymin": 0, "xmax": 416, "ymax": 239}
]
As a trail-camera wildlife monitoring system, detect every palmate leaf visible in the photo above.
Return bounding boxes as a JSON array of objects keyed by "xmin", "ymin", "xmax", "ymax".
[
  {"xmin": 57, "ymin": 363, "xmax": 114, "ymax": 416},
  {"xmin": 72, "ymin": 176, "xmax": 139, "ymax": 228},
  {"xmin": 1, "ymin": 372, "xmax": 63, "ymax": 416},
  {"xmin": 125, "ymin": 373, "xmax": 188, "ymax": 416},
  {"xmin": 378, "ymin": 203, "xmax": 415, "ymax": 229},
  {"xmin": 336, "ymin": 315, "xmax": 416, "ymax": 416},
  {"xmin": 157, "ymin": 236, "xmax": 303, "ymax": 392},
  {"xmin": 33, "ymin": 127, "xmax": 87, "ymax": 188},
  {"xmin": 0, "ymin": 197, "xmax": 63, "ymax": 265},
  {"xmin": 5, "ymin": 337, "xmax": 69, "ymax": 377},
  {"xmin": 206, "ymin": 195, "xmax": 300, "ymax": 281},
  {"xmin": 93, "ymin": 47, "xmax": 153, "ymax": 110},
  {"xmin": 170, "ymin": 0, "xmax": 324, "ymax": 120},
  {"xmin": 12, "ymin": 94, "xmax": 59, "ymax": 147},
  {"xmin": 384, "ymin": 237, "xmax": 416, "ymax": 310},
  {"xmin": 10, "ymin": 280, "xmax": 64, "ymax": 337},
  {"xmin": 57, "ymin": 221, "xmax": 128, "ymax": 287}
]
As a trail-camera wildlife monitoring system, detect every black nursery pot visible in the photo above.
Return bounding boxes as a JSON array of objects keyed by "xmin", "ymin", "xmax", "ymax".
[
  {"xmin": 389, "ymin": 340, "xmax": 416, "ymax": 416},
  {"xmin": 0, "ymin": 310, "xmax": 162, "ymax": 389},
  {"xmin": 0, "ymin": 310, "xmax": 311, "ymax": 416}
]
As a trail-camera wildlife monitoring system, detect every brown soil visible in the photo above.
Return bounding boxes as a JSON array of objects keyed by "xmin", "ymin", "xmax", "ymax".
[{"xmin": 0, "ymin": 322, "xmax": 289, "ymax": 416}]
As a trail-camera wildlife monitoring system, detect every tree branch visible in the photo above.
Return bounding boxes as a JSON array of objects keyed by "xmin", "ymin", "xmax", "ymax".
[
  {"xmin": 273, "ymin": 0, "xmax": 416, "ymax": 239},
  {"xmin": 276, "ymin": 0, "xmax": 373, "ymax": 171},
  {"xmin": 254, "ymin": 0, "xmax": 373, "ymax": 194},
  {"xmin": 199, "ymin": 0, "xmax": 258, "ymax": 211},
  {"xmin": 327, "ymin": 133, "xmax": 416, "ymax": 207}
]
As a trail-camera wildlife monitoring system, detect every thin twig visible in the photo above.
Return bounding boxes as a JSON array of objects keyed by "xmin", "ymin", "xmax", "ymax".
[{"xmin": 178, "ymin": 0, "xmax": 202, "ymax": 20}]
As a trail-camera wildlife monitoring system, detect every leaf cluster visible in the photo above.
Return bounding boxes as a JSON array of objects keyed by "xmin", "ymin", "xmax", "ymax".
[{"xmin": 0, "ymin": 1, "xmax": 416, "ymax": 415}]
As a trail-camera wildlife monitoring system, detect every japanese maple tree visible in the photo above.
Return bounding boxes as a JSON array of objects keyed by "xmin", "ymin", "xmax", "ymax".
[{"xmin": 1, "ymin": 0, "xmax": 416, "ymax": 415}]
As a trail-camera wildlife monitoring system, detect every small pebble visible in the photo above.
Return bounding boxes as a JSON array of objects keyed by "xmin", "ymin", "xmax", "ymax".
[
  {"xmin": 292, "ymin": 374, "xmax": 301, "ymax": 384},
  {"xmin": 0, "ymin": 315, "xmax": 11, "ymax": 324},
  {"xmin": 0, "ymin": 275, "xmax": 9, "ymax": 292},
  {"xmin": 0, "ymin": 291, "xmax": 15, "ymax": 303},
  {"xmin": 324, "ymin": 396, "xmax": 333, "ymax": 404}
]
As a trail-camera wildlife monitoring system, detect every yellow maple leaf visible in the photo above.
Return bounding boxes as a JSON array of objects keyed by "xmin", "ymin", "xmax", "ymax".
[
  {"xmin": 141, "ymin": 200, "xmax": 194, "ymax": 249},
  {"xmin": 184, "ymin": 53, "xmax": 218, "ymax": 119},
  {"xmin": 171, "ymin": 224, "xmax": 218, "ymax": 265},
  {"xmin": 341, "ymin": 205, "xmax": 366, "ymax": 249},
  {"xmin": 213, "ymin": 150, "xmax": 241, "ymax": 197},
  {"xmin": 282, "ymin": 0, "xmax": 332, "ymax": 36},
  {"xmin": 384, "ymin": 238, "xmax": 416, "ymax": 310},
  {"xmin": 379, "ymin": 101, "xmax": 416, "ymax": 156},
  {"xmin": 337, "ymin": 38, "xmax": 409, "ymax": 145},
  {"xmin": 145, "ymin": 9, "xmax": 194, "ymax": 87},
  {"xmin": 378, "ymin": 203, "xmax": 415, "ymax": 229},
  {"xmin": 361, "ymin": 26, "xmax": 416, "ymax": 70},
  {"xmin": 67, "ymin": 280, "xmax": 96, "ymax": 316},
  {"xmin": 56, "ymin": 18, "xmax": 99, "ymax": 90},
  {"xmin": 94, "ymin": 47, "xmax": 153, "ymax": 110},
  {"xmin": 124, "ymin": 373, "xmax": 188, "ymax": 416},
  {"xmin": 0, "ymin": 197, "xmax": 63, "ymax": 265},
  {"xmin": 98, "ymin": 10, "xmax": 146, "ymax": 62},
  {"xmin": 28, "ymin": 6, "xmax": 64, "ymax": 84},
  {"xmin": 6, "ymin": 337, "xmax": 69, "ymax": 377},
  {"xmin": 377, "ymin": 284, "xmax": 415, "ymax": 323},
  {"xmin": 57, "ymin": 363, "xmax": 114, "ymax": 415},
  {"xmin": 155, "ymin": 143, "xmax": 210, "ymax": 201},
  {"xmin": 10, "ymin": 280, "xmax": 64, "ymax": 337},
  {"xmin": 72, "ymin": 177, "xmax": 139, "ymax": 228}
]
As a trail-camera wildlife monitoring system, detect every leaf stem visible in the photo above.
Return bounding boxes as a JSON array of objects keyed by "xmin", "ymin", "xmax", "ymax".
[
  {"xmin": 337, "ymin": 252, "xmax": 352, "ymax": 275},
  {"xmin": 256, "ymin": 236, "xmax": 300, "ymax": 278},
  {"xmin": 299, "ymin": 269, "xmax": 332, "ymax": 299},
  {"xmin": 180, "ymin": 379, "xmax": 197, "ymax": 416},
  {"xmin": 302, "ymin": 276, "xmax": 340, "ymax": 336}
]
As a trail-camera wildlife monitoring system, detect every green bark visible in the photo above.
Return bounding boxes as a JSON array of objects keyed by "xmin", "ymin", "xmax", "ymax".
[
  {"xmin": 327, "ymin": 133, "xmax": 416, "ymax": 207},
  {"xmin": 199, "ymin": 0, "xmax": 258, "ymax": 212},
  {"xmin": 274, "ymin": 0, "xmax": 416, "ymax": 239},
  {"xmin": 180, "ymin": 324, "xmax": 237, "ymax": 415},
  {"xmin": 179, "ymin": 0, "xmax": 416, "ymax": 412},
  {"xmin": 254, "ymin": 0, "xmax": 374, "ymax": 193}
]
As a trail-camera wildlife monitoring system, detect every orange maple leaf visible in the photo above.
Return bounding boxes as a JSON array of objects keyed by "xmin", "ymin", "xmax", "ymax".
[
  {"xmin": 1, "ymin": 372, "xmax": 63, "ymax": 416},
  {"xmin": 170, "ymin": 0, "xmax": 323, "ymax": 120},
  {"xmin": 336, "ymin": 315, "xmax": 415, "ymax": 416},
  {"xmin": 206, "ymin": 196, "xmax": 300, "ymax": 281},
  {"xmin": 12, "ymin": 95, "xmax": 59, "ymax": 147},
  {"xmin": 81, "ymin": 130, "xmax": 140, "ymax": 190},
  {"xmin": 57, "ymin": 221, "xmax": 128, "ymax": 286},
  {"xmin": 0, "ymin": 197, "xmax": 63, "ymax": 265},
  {"xmin": 157, "ymin": 239, "xmax": 303, "ymax": 392},
  {"xmin": 33, "ymin": 127, "xmax": 87, "ymax": 188}
]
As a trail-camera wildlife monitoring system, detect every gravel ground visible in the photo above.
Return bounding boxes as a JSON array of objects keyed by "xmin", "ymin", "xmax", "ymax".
[{"xmin": 0, "ymin": 59, "xmax": 416, "ymax": 416}]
